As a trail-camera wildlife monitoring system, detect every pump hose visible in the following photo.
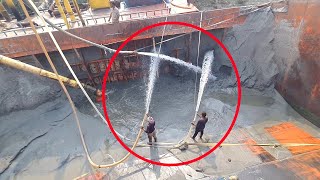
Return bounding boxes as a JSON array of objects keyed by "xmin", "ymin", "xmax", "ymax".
[
  {"xmin": 21, "ymin": 0, "xmax": 149, "ymax": 169},
  {"xmin": 133, "ymin": 142, "xmax": 320, "ymax": 148},
  {"xmin": 18, "ymin": 0, "xmax": 306, "ymax": 171}
]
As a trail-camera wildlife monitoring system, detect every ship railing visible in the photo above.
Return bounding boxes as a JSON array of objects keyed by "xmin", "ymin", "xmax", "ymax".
[
  {"xmin": 0, "ymin": 5, "xmax": 249, "ymax": 39},
  {"xmin": 0, "ymin": 22, "xmax": 67, "ymax": 38},
  {"xmin": 0, "ymin": 8, "xmax": 170, "ymax": 39}
]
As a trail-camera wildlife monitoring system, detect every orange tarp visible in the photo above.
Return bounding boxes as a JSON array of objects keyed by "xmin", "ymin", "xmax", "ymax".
[{"xmin": 265, "ymin": 122, "xmax": 320, "ymax": 155}]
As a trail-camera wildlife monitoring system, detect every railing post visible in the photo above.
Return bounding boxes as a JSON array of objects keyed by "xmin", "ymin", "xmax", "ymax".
[
  {"xmin": 63, "ymin": 0, "xmax": 76, "ymax": 21},
  {"xmin": 72, "ymin": 0, "xmax": 86, "ymax": 27},
  {"xmin": 55, "ymin": 0, "xmax": 71, "ymax": 29}
]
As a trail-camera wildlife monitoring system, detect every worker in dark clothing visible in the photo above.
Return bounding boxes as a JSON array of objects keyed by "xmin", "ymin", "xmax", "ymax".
[
  {"xmin": 95, "ymin": 89, "xmax": 103, "ymax": 102},
  {"xmin": 48, "ymin": 2, "xmax": 55, "ymax": 17},
  {"xmin": 143, "ymin": 114, "xmax": 157, "ymax": 145},
  {"xmin": 192, "ymin": 112, "xmax": 208, "ymax": 140}
]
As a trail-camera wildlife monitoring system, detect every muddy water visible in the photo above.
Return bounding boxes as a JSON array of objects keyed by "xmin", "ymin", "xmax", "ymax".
[
  {"xmin": 80, "ymin": 74, "xmax": 282, "ymax": 144},
  {"xmin": 92, "ymin": 75, "xmax": 197, "ymax": 143},
  {"xmin": 1, "ymin": 73, "xmax": 312, "ymax": 179}
]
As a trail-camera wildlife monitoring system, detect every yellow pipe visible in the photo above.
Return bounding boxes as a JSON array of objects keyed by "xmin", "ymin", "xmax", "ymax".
[
  {"xmin": 55, "ymin": 0, "xmax": 70, "ymax": 29},
  {"xmin": 72, "ymin": 0, "xmax": 86, "ymax": 26},
  {"xmin": 63, "ymin": 0, "xmax": 76, "ymax": 21},
  {"xmin": 5, "ymin": 0, "xmax": 14, "ymax": 7},
  {"xmin": 89, "ymin": 0, "xmax": 110, "ymax": 10},
  {"xmin": 0, "ymin": 54, "xmax": 98, "ymax": 91},
  {"xmin": 0, "ymin": 3, "xmax": 12, "ymax": 21}
]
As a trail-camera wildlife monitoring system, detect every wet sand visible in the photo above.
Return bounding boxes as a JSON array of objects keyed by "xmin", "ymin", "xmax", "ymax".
[{"xmin": 1, "ymin": 75, "xmax": 319, "ymax": 179}]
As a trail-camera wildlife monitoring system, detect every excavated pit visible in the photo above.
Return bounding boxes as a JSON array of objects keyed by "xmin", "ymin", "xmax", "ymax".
[{"xmin": 0, "ymin": 7, "xmax": 319, "ymax": 180}]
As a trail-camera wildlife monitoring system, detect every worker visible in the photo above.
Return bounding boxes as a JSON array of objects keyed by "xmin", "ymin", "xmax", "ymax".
[
  {"xmin": 48, "ymin": 2, "xmax": 55, "ymax": 17},
  {"xmin": 164, "ymin": 0, "xmax": 171, "ymax": 14},
  {"xmin": 192, "ymin": 112, "xmax": 208, "ymax": 140},
  {"xmin": 95, "ymin": 89, "xmax": 103, "ymax": 102},
  {"xmin": 143, "ymin": 113, "xmax": 157, "ymax": 145},
  {"xmin": 108, "ymin": 1, "xmax": 120, "ymax": 23}
]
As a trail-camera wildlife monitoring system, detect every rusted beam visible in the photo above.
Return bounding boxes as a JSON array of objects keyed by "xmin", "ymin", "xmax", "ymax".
[
  {"xmin": 31, "ymin": 54, "xmax": 44, "ymax": 68},
  {"xmin": 0, "ymin": 7, "xmax": 245, "ymax": 58},
  {"xmin": 73, "ymin": 48, "xmax": 95, "ymax": 86},
  {"xmin": 187, "ymin": 33, "xmax": 192, "ymax": 63},
  {"xmin": 274, "ymin": 0, "xmax": 320, "ymax": 118}
]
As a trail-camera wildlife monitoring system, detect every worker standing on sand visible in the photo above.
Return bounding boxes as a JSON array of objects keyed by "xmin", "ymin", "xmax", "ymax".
[
  {"xmin": 108, "ymin": 2, "xmax": 120, "ymax": 23},
  {"xmin": 95, "ymin": 89, "xmax": 103, "ymax": 102},
  {"xmin": 143, "ymin": 114, "xmax": 157, "ymax": 145},
  {"xmin": 192, "ymin": 112, "xmax": 208, "ymax": 140},
  {"xmin": 164, "ymin": 0, "xmax": 171, "ymax": 14}
]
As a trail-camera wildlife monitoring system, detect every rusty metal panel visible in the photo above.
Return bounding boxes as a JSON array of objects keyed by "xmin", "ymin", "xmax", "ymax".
[
  {"xmin": 275, "ymin": 0, "xmax": 320, "ymax": 118},
  {"xmin": 74, "ymin": 53, "xmax": 147, "ymax": 83},
  {"xmin": 0, "ymin": 7, "xmax": 244, "ymax": 58}
]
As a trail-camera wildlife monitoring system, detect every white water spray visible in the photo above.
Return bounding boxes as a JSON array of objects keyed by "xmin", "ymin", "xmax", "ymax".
[
  {"xmin": 144, "ymin": 50, "xmax": 216, "ymax": 114},
  {"xmin": 139, "ymin": 52, "xmax": 217, "ymax": 81},
  {"xmin": 194, "ymin": 50, "xmax": 214, "ymax": 118},
  {"xmin": 145, "ymin": 52, "xmax": 160, "ymax": 113}
]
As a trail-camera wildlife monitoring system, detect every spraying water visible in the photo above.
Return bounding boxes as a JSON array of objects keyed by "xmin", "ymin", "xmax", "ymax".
[
  {"xmin": 139, "ymin": 52, "xmax": 217, "ymax": 80},
  {"xmin": 143, "ymin": 49, "xmax": 216, "ymax": 114},
  {"xmin": 145, "ymin": 52, "xmax": 160, "ymax": 113},
  {"xmin": 194, "ymin": 50, "xmax": 214, "ymax": 119}
]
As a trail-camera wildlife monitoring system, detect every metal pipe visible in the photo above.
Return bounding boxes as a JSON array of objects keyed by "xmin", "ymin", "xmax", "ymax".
[
  {"xmin": 0, "ymin": 54, "xmax": 96, "ymax": 92},
  {"xmin": 0, "ymin": 3, "xmax": 12, "ymax": 22},
  {"xmin": 73, "ymin": 48, "xmax": 95, "ymax": 86},
  {"xmin": 72, "ymin": 0, "xmax": 86, "ymax": 26},
  {"xmin": 55, "ymin": 0, "xmax": 70, "ymax": 29},
  {"xmin": 63, "ymin": 0, "xmax": 76, "ymax": 21}
]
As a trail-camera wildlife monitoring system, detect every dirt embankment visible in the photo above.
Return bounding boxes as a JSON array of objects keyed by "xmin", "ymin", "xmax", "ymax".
[
  {"xmin": 0, "ymin": 66, "xmax": 61, "ymax": 115},
  {"xmin": 213, "ymin": 7, "xmax": 278, "ymax": 94}
]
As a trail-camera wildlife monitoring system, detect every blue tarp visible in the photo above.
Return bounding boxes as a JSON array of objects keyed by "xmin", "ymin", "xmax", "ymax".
[{"xmin": 124, "ymin": 0, "xmax": 163, "ymax": 7}]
